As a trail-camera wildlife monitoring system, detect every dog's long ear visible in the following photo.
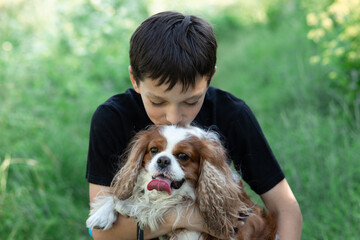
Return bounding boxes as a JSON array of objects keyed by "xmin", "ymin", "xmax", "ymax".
[
  {"xmin": 111, "ymin": 129, "xmax": 152, "ymax": 200},
  {"xmin": 196, "ymin": 136, "xmax": 250, "ymax": 238}
]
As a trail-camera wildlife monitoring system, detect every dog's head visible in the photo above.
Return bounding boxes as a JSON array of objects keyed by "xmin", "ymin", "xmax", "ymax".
[
  {"xmin": 144, "ymin": 125, "xmax": 206, "ymax": 195},
  {"xmin": 112, "ymin": 125, "xmax": 250, "ymax": 237},
  {"xmin": 111, "ymin": 125, "xmax": 218, "ymax": 197}
]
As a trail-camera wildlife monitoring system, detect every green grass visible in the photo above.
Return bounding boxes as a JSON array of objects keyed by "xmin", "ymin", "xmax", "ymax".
[
  {"xmin": 214, "ymin": 11, "xmax": 360, "ymax": 239},
  {"xmin": 1, "ymin": 1, "xmax": 359, "ymax": 239}
]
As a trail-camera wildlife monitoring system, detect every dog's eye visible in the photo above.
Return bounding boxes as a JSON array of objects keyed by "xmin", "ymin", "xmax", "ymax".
[
  {"xmin": 150, "ymin": 147, "xmax": 158, "ymax": 155},
  {"xmin": 176, "ymin": 153, "xmax": 190, "ymax": 161}
]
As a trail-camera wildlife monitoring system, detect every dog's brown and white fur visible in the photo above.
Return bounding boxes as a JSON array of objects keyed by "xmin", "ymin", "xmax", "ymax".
[{"xmin": 86, "ymin": 125, "xmax": 277, "ymax": 240}]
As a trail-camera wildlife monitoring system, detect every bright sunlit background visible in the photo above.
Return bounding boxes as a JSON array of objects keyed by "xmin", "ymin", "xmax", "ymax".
[{"xmin": 1, "ymin": 0, "xmax": 359, "ymax": 239}]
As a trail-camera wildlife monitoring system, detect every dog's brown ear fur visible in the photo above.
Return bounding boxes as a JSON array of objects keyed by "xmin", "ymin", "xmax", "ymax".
[
  {"xmin": 111, "ymin": 128, "xmax": 154, "ymax": 200},
  {"xmin": 196, "ymin": 138, "xmax": 251, "ymax": 238}
]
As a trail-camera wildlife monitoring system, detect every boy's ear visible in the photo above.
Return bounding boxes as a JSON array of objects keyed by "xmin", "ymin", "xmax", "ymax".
[
  {"xmin": 208, "ymin": 66, "xmax": 217, "ymax": 85},
  {"xmin": 128, "ymin": 66, "xmax": 140, "ymax": 93}
]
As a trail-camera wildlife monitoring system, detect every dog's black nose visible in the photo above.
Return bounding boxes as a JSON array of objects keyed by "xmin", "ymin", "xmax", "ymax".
[{"xmin": 157, "ymin": 156, "xmax": 171, "ymax": 169}]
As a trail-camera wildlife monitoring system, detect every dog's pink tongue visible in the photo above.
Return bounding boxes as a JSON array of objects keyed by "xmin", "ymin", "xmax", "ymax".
[{"xmin": 147, "ymin": 177, "xmax": 172, "ymax": 195}]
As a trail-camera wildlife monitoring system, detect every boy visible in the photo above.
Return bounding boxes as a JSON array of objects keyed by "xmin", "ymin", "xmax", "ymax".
[{"xmin": 86, "ymin": 11, "xmax": 302, "ymax": 239}]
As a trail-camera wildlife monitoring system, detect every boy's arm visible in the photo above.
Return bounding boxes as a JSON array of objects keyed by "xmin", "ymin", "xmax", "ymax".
[{"xmin": 261, "ymin": 179, "xmax": 303, "ymax": 240}]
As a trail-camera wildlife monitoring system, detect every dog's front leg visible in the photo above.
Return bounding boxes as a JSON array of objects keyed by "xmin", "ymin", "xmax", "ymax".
[{"xmin": 86, "ymin": 195, "xmax": 119, "ymax": 230}]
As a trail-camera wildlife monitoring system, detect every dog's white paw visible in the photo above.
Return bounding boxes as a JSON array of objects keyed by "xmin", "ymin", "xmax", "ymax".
[{"xmin": 86, "ymin": 195, "xmax": 118, "ymax": 230}]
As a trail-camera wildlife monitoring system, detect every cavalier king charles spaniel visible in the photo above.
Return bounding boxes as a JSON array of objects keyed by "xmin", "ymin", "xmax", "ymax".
[{"xmin": 86, "ymin": 125, "xmax": 277, "ymax": 240}]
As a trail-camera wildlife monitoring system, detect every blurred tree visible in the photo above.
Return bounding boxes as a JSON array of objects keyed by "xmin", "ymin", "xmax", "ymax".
[{"xmin": 306, "ymin": 0, "xmax": 360, "ymax": 128}]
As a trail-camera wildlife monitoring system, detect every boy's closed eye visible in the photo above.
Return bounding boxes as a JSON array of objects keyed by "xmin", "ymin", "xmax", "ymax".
[
  {"xmin": 184, "ymin": 101, "xmax": 199, "ymax": 106},
  {"xmin": 150, "ymin": 100, "xmax": 166, "ymax": 106}
]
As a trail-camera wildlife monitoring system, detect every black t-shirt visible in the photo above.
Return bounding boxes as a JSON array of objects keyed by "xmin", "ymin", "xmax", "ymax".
[{"xmin": 86, "ymin": 87, "xmax": 284, "ymax": 195}]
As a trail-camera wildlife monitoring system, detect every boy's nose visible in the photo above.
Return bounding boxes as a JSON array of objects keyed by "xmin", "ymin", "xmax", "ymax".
[{"xmin": 166, "ymin": 106, "xmax": 182, "ymax": 125}]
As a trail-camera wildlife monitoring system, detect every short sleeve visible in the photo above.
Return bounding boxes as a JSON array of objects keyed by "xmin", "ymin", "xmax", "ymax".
[
  {"xmin": 86, "ymin": 105, "xmax": 125, "ymax": 186},
  {"xmin": 227, "ymin": 105, "xmax": 285, "ymax": 194}
]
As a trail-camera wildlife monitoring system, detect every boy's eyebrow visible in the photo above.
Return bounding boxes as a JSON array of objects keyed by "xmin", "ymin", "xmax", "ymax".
[
  {"xmin": 146, "ymin": 92, "xmax": 164, "ymax": 99},
  {"xmin": 147, "ymin": 92, "xmax": 204, "ymax": 101},
  {"xmin": 184, "ymin": 94, "xmax": 203, "ymax": 101}
]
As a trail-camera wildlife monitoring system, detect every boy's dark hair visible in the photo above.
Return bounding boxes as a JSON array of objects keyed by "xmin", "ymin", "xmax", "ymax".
[{"xmin": 129, "ymin": 11, "xmax": 217, "ymax": 91}]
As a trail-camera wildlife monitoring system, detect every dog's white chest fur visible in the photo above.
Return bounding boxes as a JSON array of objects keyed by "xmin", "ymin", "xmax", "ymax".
[
  {"xmin": 114, "ymin": 169, "xmax": 196, "ymax": 230},
  {"xmin": 86, "ymin": 169, "xmax": 196, "ymax": 234}
]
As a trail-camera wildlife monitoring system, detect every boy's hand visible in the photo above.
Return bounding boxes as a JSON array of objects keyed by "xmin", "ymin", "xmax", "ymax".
[{"xmin": 170, "ymin": 205, "xmax": 228, "ymax": 239}]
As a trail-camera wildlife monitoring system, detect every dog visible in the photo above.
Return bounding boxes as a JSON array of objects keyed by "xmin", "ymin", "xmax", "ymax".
[{"xmin": 86, "ymin": 125, "xmax": 277, "ymax": 239}]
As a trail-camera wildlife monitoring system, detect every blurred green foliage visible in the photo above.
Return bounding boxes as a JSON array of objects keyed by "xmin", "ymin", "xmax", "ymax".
[
  {"xmin": 305, "ymin": 0, "xmax": 360, "ymax": 127},
  {"xmin": 0, "ymin": 0, "xmax": 359, "ymax": 239},
  {"xmin": 1, "ymin": 0, "xmax": 148, "ymax": 238}
]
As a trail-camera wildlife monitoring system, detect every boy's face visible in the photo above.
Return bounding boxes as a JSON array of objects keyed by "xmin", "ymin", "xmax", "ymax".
[{"xmin": 130, "ymin": 70, "xmax": 210, "ymax": 126}]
